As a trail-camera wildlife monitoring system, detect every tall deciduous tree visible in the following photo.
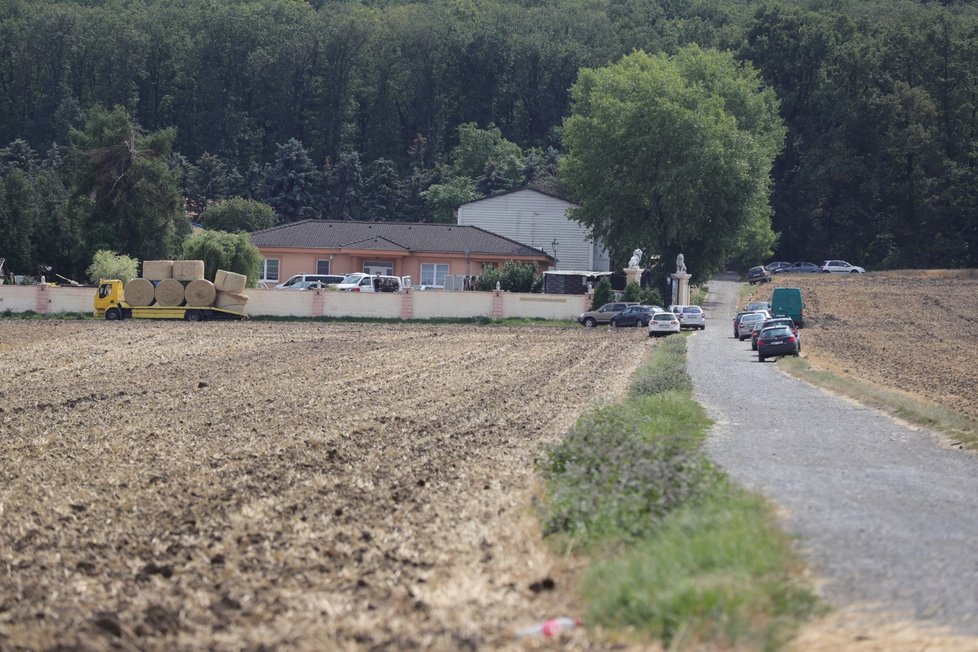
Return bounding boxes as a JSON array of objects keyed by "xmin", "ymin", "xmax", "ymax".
[
  {"xmin": 181, "ymin": 230, "xmax": 262, "ymax": 287},
  {"xmin": 560, "ymin": 47, "xmax": 784, "ymax": 282},
  {"xmin": 200, "ymin": 197, "xmax": 276, "ymax": 233}
]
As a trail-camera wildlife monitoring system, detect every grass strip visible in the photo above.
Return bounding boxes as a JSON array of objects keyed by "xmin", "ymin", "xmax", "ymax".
[{"xmin": 537, "ymin": 334, "xmax": 820, "ymax": 649}]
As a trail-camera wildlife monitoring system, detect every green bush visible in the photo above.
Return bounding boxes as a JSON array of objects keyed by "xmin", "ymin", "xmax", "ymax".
[
  {"xmin": 200, "ymin": 197, "xmax": 276, "ymax": 232},
  {"xmin": 590, "ymin": 277, "xmax": 613, "ymax": 310},
  {"xmin": 538, "ymin": 395, "xmax": 713, "ymax": 542},
  {"xmin": 622, "ymin": 281, "xmax": 641, "ymax": 301},
  {"xmin": 640, "ymin": 287, "xmax": 664, "ymax": 307},
  {"xmin": 86, "ymin": 249, "xmax": 139, "ymax": 284},
  {"xmin": 498, "ymin": 260, "xmax": 537, "ymax": 292}
]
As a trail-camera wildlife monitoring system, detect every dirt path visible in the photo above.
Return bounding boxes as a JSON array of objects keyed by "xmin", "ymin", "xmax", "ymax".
[
  {"xmin": 689, "ymin": 277, "xmax": 978, "ymax": 648},
  {"xmin": 0, "ymin": 320, "xmax": 651, "ymax": 650}
]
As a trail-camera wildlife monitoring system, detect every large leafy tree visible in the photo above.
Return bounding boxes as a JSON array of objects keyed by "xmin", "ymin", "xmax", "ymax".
[
  {"xmin": 70, "ymin": 105, "xmax": 188, "ymax": 263},
  {"xmin": 560, "ymin": 46, "xmax": 785, "ymax": 282},
  {"xmin": 200, "ymin": 197, "xmax": 276, "ymax": 233}
]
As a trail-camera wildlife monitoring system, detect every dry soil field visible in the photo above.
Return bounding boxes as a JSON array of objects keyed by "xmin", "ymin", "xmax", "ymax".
[
  {"xmin": 0, "ymin": 320, "xmax": 652, "ymax": 651},
  {"xmin": 747, "ymin": 270, "xmax": 978, "ymax": 423}
]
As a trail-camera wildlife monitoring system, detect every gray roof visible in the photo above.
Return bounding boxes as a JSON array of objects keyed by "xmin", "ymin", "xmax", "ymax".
[{"xmin": 250, "ymin": 220, "xmax": 553, "ymax": 259}]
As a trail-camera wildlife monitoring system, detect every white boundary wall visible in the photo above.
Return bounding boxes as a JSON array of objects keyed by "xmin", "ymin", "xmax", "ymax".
[{"xmin": 0, "ymin": 286, "xmax": 589, "ymax": 320}]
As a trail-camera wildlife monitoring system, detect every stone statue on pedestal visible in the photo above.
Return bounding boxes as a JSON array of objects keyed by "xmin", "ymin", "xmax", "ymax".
[
  {"xmin": 628, "ymin": 249, "xmax": 643, "ymax": 268},
  {"xmin": 676, "ymin": 253, "xmax": 686, "ymax": 273}
]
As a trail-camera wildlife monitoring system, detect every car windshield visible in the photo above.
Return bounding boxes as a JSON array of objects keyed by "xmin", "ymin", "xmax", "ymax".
[{"xmin": 341, "ymin": 273, "xmax": 364, "ymax": 284}]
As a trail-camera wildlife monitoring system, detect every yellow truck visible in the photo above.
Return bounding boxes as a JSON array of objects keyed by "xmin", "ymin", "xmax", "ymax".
[{"xmin": 94, "ymin": 279, "xmax": 246, "ymax": 321}]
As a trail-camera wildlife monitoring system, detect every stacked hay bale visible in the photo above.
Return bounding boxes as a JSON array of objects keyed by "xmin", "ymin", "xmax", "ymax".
[
  {"xmin": 214, "ymin": 270, "xmax": 249, "ymax": 312},
  {"xmin": 121, "ymin": 262, "xmax": 248, "ymax": 313}
]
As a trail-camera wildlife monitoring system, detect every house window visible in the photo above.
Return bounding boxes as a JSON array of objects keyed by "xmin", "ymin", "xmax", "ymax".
[
  {"xmin": 259, "ymin": 258, "xmax": 280, "ymax": 282},
  {"xmin": 420, "ymin": 263, "xmax": 449, "ymax": 287},
  {"xmin": 316, "ymin": 259, "xmax": 331, "ymax": 275}
]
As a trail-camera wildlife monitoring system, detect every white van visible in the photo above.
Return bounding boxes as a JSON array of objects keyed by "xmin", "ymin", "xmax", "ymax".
[
  {"xmin": 274, "ymin": 274, "xmax": 345, "ymax": 289},
  {"xmin": 335, "ymin": 273, "xmax": 408, "ymax": 293}
]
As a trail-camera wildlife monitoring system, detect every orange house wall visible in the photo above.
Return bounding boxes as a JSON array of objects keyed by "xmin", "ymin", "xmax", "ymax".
[{"xmin": 258, "ymin": 247, "xmax": 550, "ymax": 285}]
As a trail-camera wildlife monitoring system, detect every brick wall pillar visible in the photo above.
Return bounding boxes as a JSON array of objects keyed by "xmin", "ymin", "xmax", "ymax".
[
  {"xmin": 400, "ymin": 287, "xmax": 414, "ymax": 320},
  {"xmin": 35, "ymin": 284, "xmax": 50, "ymax": 314},
  {"xmin": 491, "ymin": 290, "xmax": 504, "ymax": 319},
  {"xmin": 312, "ymin": 289, "xmax": 325, "ymax": 317}
]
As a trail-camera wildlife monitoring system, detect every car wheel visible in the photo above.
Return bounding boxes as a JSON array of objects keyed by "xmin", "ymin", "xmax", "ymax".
[
  {"xmin": 583, "ymin": 317, "xmax": 596, "ymax": 328},
  {"xmin": 751, "ymin": 342, "xmax": 757, "ymax": 351},
  {"xmin": 850, "ymin": 269, "xmax": 859, "ymax": 273},
  {"xmin": 758, "ymin": 355, "xmax": 766, "ymax": 362}
]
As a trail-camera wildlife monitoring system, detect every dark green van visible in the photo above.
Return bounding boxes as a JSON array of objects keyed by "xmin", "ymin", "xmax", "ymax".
[{"xmin": 771, "ymin": 287, "xmax": 805, "ymax": 326}]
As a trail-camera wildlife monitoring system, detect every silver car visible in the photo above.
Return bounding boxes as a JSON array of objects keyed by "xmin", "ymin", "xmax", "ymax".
[{"xmin": 736, "ymin": 311, "xmax": 771, "ymax": 340}]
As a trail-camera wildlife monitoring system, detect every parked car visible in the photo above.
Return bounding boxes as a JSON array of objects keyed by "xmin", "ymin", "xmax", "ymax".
[
  {"xmin": 784, "ymin": 262, "xmax": 821, "ymax": 274},
  {"xmin": 669, "ymin": 305, "xmax": 705, "ymax": 330},
  {"xmin": 736, "ymin": 311, "xmax": 771, "ymax": 340},
  {"xmin": 771, "ymin": 287, "xmax": 805, "ymax": 327},
  {"xmin": 274, "ymin": 274, "xmax": 345, "ymax": 289},
  {"xmin": 751, "ymin": 317, "xmax": 799, "ymax": 350},
  {"xmin": 757, "ymin": 325, "xmax": 800, "ymax": 362},
  {"xmin": 747, "ymin": 265, "xmax": 772, "ymax": 285},
  {"xmin": 821, "ymin": 260, "xmax": 865, "ymax": 274},
  {"xmin": 745, "ymin": 301, "xmax": 771, "ymax": 313},
  {"xmin": 733, "ymin": 309, "xmax": 762, "ymax": 337},
  {"xmin": 578, "ymin": 302, "xmax": 640, "ymax": 327},
  {"xmin": 336, "ymin": 273, "xmax": 407, "ymax": 293},
  {"xmin": 765, "ymin": 261, "xmax": 792, "ymax": 274},
  {"xmin": 610, "ymin": 305, "xmax": 660, "ymax": 327},
  {"xmin": 648, "ymin": 311, "xmax": 681, "ymax": 337}
]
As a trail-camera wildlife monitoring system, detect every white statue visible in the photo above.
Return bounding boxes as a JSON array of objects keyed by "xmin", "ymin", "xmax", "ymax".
[
  {"xmin": 676, "ymin": 253, "xmax": 686, "ymax": 273},
  {"xmin": 628, "ymin": 249, "xmax": 643, "ymax": 268}
]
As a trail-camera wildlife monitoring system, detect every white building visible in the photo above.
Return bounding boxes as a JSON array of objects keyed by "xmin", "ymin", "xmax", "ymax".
[{"xmin": 456, "ymin": 188, "xmax": 610, "ymax": 272}]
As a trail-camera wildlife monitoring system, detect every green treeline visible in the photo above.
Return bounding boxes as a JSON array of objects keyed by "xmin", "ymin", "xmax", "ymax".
[{"xmin": 3, "ymin": 0, "xmax": 978, "ymax": 280}]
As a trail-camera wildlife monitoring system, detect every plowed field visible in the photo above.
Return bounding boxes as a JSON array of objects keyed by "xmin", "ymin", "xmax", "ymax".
[
  {"xmin": 746, "ymin": 270, "xmax": 978, "ymax": 421},
  {"xmin": 0, "ymin": 321, "xmax": 652, "ymax": 651}
]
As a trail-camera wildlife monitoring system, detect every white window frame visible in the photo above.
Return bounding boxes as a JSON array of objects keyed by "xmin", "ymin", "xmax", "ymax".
[
  {"xmin": 260, "ymin": 258, "xmax": 280, "ymax": 282},
  {"xmin": 420, "ymin": 263, "xmax": 450, "ymax": 288}
]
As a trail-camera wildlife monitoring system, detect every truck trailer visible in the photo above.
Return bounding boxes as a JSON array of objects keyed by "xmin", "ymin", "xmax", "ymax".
[{"xmin": 94, "ymin": 279, "xmax": 246, "ymax": 321}]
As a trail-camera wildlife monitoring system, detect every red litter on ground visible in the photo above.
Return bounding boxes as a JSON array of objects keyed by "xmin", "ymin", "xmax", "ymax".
[{"xmin": 516, "ymin": 616, "xmax": 581, "ymax": 638}]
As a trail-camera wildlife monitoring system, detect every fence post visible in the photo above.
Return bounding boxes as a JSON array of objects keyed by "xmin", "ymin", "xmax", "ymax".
[
  {"xmin": 36, "ymin": 284, "xmax": 50, "ymax": 314},
  {"xmin": 491, "ymin": 290, "xmax": 504, "ymax": 319},
  {"xmin": 400, "ymin": 287, "xmax": 414, "ymax": 320},
  {"xmin": 311, "ymin": 288, "xmax": 325, "ymax": 317}
]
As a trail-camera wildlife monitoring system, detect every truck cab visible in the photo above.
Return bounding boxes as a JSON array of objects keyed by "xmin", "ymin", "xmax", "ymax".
[{"xmin": 94, "ymin": 279, "xmax": 126, "ymax": 319}]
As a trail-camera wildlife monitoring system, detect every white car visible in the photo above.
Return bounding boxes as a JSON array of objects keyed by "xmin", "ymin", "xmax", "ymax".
[
  {"xmin": 821, "ymin": 260, "xmax": 865, "ymax": 274},
  {"xmin": 670, "ymin": 305, "xmax": 705, "ymax": 330},
  {"xmin": 648, "ymin": 311, "xmax": 681, "ymax": 337},
  {"xmin": 736, "ymin": 311, "xmax": 771, "ymax": 340}
]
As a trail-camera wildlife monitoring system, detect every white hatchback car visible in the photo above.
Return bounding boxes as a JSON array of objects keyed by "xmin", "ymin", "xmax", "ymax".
[
  {"xmin": 648, "ymin": 311, "xmax": 681, "ymax": 337},
  {"xmin": 821, "ymin": 260, "xmax": 865, "ymax": 274}
]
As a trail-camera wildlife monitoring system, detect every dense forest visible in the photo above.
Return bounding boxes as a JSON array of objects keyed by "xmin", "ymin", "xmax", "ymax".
[{"xmin": 2, "ymin": 0, "xmax": 978, "ymax": 281}]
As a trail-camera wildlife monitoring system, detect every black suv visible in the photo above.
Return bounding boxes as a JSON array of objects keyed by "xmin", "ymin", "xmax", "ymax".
[{"xmin": 609, "ymin": 305, "xmax": 661, "ymax": 328}]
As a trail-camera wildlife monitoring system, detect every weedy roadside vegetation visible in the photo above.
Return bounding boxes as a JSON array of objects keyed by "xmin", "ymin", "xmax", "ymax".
[
  {"xmin": 536, "ymin": 335, "xmax": 821, "ymax": 649},
  {"xmin": 0, "ymin": 309, "xmax": 90, "ymax": 320}
]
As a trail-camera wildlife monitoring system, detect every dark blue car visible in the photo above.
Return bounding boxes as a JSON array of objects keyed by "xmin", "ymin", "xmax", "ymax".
[{"xmin": 757, "ymin": 325, "xmax": 800, "ymax": 362}]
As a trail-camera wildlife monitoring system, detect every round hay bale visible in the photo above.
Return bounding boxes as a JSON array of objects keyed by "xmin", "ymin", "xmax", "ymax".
[
  {"xmin": 172, "ymin": 259, "xmax": 205, "ymax": 281},
  {"xmin": 124, "ymin": 278, "xmax": 155, "ymax": 306},
  {"xmin": 142, "ymin": 260, "xmax": 173, "ymax": 281},
  {"xmin": 155, "ymin": 278, "xmax": 186, "ymax": 306},
  {"xmin": 215, "ymin": 269, "xmax": 247, "ymax": 293},
  {"xmin": 185, "ymin": 279, "xmax": 216, "ymax": 306}
]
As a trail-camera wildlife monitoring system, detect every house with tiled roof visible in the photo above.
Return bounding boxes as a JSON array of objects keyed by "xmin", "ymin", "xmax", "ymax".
[{"xmin": 249, "ymin": 220, "xmax": 554, "ymax": 287}]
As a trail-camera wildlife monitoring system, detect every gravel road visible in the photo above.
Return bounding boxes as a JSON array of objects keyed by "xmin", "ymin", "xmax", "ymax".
[{"xmin": 688, "ymin": 277, "xmax": 978, "ymax": 636}]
